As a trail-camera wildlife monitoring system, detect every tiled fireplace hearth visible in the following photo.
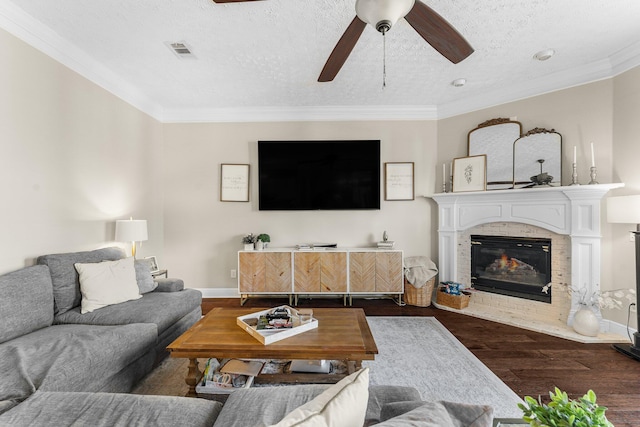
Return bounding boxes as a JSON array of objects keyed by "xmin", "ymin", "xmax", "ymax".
[{"xmin": 431, "ymin": 184, "xmax": 626, "ymax": 343}]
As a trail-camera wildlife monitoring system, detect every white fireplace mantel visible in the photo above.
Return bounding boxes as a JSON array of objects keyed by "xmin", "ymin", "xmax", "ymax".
[{"xmin": 431, "ymin": 183, "xmax": 623, "ymax": 324}]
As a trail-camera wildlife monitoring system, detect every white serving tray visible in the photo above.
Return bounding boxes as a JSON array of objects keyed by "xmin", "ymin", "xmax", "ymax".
[{"xmin": 237, "ymin": 305, "xmax": 318, "ymax": 345}]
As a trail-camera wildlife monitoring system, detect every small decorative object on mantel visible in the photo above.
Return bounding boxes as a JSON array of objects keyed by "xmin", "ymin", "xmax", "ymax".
[
  {"xmin": 242, "ymin": 233, "xmax": 257, "ymax": 251},
  {"xmin": 452, "ymin": 155, "xmax": 487, "ymax": 192},
  {"xmin": 589, "ymin": 142, "xmax": 599, "ymax": 185}
]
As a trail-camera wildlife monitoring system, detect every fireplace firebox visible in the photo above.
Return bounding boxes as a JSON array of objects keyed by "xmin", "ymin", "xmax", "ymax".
[{"xmin": 470, "ymin": 235, "xmax": 552, "ymax": 303}]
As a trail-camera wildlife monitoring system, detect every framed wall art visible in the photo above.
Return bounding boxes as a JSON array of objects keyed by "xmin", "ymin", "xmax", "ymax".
[
  {"xmin": 452, "ymin": 155, "xmax": 487, "ymax": 192},
  {"xmin": 220, "ymin": 164, "xmax": 250, "ymax": 202},
  {"xmin": 384, "ymin": 162, "xmax": 415, "ymax": 201}
]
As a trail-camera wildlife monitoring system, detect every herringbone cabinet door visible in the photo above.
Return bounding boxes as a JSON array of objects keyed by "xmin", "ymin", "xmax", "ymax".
[
  {"xmin": 320, "ymin": 252, "xmax": 347, "ymax": 293},
  {"xmin": 375, "ymin": 252, "xmax": 403, "ymax": 292},
  {"xmin": 265, "ymin": 252, "xmax": 292, "ymax": 292},
  {"xmin": 349, "ymin": 252, "xmax": 376, "ymax": 292},
  {"xmin": 238, "ymin": 252, "xmax": 265, "ymax": 293},
  {"xmin": 294, "ymin": 252, "xmax": 321, "ymax": 293}
]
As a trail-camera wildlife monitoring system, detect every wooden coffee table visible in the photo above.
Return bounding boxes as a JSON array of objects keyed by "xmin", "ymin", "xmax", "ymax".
[{"xmin": 167, "ymin": 307, "xmax": 378, "ymax": 397}]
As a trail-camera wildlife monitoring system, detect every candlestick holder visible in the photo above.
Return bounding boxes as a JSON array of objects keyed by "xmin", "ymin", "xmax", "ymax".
[
  {"xmin": 442, "ymin": 181, "xmax": 447, "ymax": 193},
  {"xmin": 588, "ymin": 166, "xmax": 599, "ymax": 185},
  {"xmin": 570, "ymin": 163, "xmax": 580, "ymax": 185}
]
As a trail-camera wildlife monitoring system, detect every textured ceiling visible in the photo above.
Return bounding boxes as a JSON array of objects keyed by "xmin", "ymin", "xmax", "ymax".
[{"xmin": 3, "ymin": 0, "xmax": 640, "ymax": 121}]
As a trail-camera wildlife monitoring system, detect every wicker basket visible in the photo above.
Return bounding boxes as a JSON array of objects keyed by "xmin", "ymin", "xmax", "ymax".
[
  {"xmin": 435, "ymin": 286, "xmax": 471, "ymax": 309},
  {"xmin": 404, "ymin": 277, "xmax": 436, "ymax": 307}
]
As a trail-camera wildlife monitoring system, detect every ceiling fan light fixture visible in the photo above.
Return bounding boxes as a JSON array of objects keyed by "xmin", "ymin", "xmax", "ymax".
[
  {"xmin": 355, "ymin": 0, "xmax": 416, "ymax": 33},
  {"xmin": 533, "ymin": 49, "xmax": 555, "ymax": 61}
]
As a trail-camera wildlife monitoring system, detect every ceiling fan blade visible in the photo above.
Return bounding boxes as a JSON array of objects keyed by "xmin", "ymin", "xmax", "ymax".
[
  {"xmin": 404, "ymin": 0, "xmax": 473, "ymax": 64},
  {"xmin": 212, "ymin": 0, "xmax": 265, "ymax": 3},
  {"xmin": 318, "ymin": 17, "xmax": 367, "ymax": 82}
]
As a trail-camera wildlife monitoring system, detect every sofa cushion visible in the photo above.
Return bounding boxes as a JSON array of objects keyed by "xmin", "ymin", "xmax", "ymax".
[
  {"xmin": 0, "ymin": 323, "xmax": 157, "ymax": 414},
  {"xmin": 270, "ymin": 368, "xmax": 369, "ymax": 427},
  {"xmin": 135, "ymin": 260, "xmax": 158, "ymax": 294},
  {"xmin": 54, "ymin": 289, "xmax": 202, "ymax": 335},
  {"xmin": 75, "ymin": 257, "xmax": 141, "ymax": 313},
  {"xmin": 365, "ymin": 386, "xmax": 423, "ymax": 425},
  {"xmin": 37, "ymin": 247, "xmax": 125, "ymax": 315},
  {"xmin": 213, "ymin": 385, "xmax": 329, "ymax": 427},
  {"xmin": 0, "ymin": 265, "xmax": 54, "ymax": 344},
  {"xmin": 375, "ymin": 401, "xmax": 494, "ymax": 427},
  {"xmin": 0, "ymin": 391, "xmax": 223, "ymax": 427}
]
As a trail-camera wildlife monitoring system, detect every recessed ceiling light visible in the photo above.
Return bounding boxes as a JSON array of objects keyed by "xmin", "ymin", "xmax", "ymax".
[
  {"xmin": 533, "ymin": 49, "xmax": 555, "ymax": 61},
  {"xmin": 451, "ymin": 78, "xmax": 466, "ymax": 87}
]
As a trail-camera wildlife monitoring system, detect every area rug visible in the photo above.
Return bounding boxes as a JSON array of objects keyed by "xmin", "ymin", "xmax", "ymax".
[
  {"xmin": 362, "ymin": 317, "xmax": 523, "ymax": 418},
  {"xmin": 133, "ymin": 316, "xmax": 523, "ymax": 418}
]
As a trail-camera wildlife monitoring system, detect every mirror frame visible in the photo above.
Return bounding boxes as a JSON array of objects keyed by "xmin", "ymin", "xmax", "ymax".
[
  {"xmin": 512, "ymin": 127, "xmax": 562, "ymax": 188},
  {"xmin": 468, "ymin": 118, "xmax": 522, "ymax": 190}
]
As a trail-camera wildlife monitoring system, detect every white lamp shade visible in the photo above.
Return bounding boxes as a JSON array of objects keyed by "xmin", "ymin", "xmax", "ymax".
[
  {"xmin": 356, "ymin": 0, "xmax": 415, "ymax": 30},
  {"xmin": 115, "ymin": 219, "xmax": 148, "ymax": 242},
  {"xmin": 607, "ymin": 195, "xmax": 640, "ymax": 224}
]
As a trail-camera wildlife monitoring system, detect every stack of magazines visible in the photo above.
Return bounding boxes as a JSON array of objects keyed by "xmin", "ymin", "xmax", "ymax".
[{"xmin": 195, "ymin": 359, "xmax": 263, "ymax": 395}]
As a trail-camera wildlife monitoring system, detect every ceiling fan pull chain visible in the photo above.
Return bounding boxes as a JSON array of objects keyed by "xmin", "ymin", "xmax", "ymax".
[{"xmin": 382, "ymin": 28, "xmax": 387, "ymax": 89}]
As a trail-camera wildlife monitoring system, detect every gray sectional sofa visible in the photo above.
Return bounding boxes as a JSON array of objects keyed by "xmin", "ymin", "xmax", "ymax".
[
  {"xmin": 0, "ymin": 247, "xmax": 223, "ymax": 426},
  {"xmin": 0, "ymin": 246, "xmax": 495, "ymax": 426}
]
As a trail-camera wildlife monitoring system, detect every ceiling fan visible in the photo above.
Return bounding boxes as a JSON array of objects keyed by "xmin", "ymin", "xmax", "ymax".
[{"xmin": 211, "ymin": 0, "xmax": 474, "ymax": 82}]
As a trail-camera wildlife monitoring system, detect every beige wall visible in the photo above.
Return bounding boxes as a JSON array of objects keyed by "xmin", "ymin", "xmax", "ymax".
[
  {"xmin": 610, "ymin": 66, "xmax": 640, "ymax": 328},
  {"xmin": 0, "ymin": 28, "xmax": 164, "ymax": 274},
  {"xmin": 162, "ymin": 121, "xmax": 437, "ymax": 290}
]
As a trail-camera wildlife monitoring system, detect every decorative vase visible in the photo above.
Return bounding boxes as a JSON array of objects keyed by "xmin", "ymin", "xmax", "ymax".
[
  {"xmin": 255, "ymin": 241, "xmax": 264, "ymax": 250},
  {"xmin": 573, "ymin": 305, "xmax": 600, "ymax": 337},
  {"xmin": 243, "ymin": 243, "xmax": 254, "ymax": 251}
]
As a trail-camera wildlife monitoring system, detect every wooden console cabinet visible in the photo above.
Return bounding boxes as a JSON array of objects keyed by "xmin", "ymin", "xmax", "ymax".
[{"xmin": 238, "ymin": 248, "xmax": 403, "ymax": 305}]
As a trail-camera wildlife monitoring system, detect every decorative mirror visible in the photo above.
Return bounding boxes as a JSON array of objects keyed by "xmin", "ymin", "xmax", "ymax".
[
  {"xmin": 513, "ymin": 128, "xmax": 562, "ymax": 188},
  {"xmin": 468, "ymin": 118, "xmax": 522, "ymax": 190}
]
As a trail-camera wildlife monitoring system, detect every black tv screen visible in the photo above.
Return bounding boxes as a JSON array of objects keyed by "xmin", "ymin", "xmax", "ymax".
[{"xmin": 258, "ymin": 140, "xmax": 380, "ymax": 210}]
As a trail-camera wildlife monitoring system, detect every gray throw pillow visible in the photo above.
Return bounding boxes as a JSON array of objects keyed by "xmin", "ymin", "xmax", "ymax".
[
  {"xmin": 375, "ymin": 401, "xmax": 494, "ymax": 427},
  {"xmin": 134, "ymin": 260, "xmax": 157, "ymax": 294}
]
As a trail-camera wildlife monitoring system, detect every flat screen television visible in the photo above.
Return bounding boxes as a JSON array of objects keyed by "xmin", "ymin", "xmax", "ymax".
[{"xmin": 258, "ymin": 140, "xmax": 380, "ymax": 210}]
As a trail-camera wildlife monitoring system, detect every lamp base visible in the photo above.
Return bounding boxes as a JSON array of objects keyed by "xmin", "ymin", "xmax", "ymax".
[{"xmin": 612, "ymin": 343, "xmax": 640, "ymax": 362}]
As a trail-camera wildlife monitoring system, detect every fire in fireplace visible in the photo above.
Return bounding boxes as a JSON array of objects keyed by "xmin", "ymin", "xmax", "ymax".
[{"xmin": 470, "ymin": 235, "xmax": 552, "ymax": 303}]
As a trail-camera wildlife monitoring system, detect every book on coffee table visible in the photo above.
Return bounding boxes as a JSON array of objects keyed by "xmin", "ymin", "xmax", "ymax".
[{"xmin": 237, "ymin": 305, "xmax": 318, "ymax": 345}]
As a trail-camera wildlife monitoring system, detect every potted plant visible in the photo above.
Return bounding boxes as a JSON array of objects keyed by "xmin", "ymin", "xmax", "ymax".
[
  {"xmin": 242, "ymin": 233, "xmax": 256, "ymax": 251},
  {"xmin": 518, "ymin": 388, "xmax": 613, "ymax": 427},
  {"xmin": 256, "ymin": 233, "xmax": 271, "ymax": 250}
]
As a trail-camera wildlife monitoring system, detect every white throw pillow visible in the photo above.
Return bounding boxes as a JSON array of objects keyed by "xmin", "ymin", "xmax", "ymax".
[
  {"xmin": 75, "ymin": 257, "xmax": 141, "ymax": 314},
  {"xmin": 270, "ymin": 367, "xmax": 369, "ymax": 427}
]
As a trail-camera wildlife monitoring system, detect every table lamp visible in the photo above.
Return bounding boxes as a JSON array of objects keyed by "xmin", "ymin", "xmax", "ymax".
[
  {"xmin": 607, "ymin": 195, "xmax": 640, "ymax": 361},
  {"xmin": 115, "ymin": 217, "xmax": 148, "ymax": 258}
]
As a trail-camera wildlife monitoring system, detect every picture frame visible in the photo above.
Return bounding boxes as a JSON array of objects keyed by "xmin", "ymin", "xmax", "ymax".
[
  {"xmin": 220, "ymin": 164, "xmax": 250, "ymax": 202},
  {"xmin": 452, "ymin": 155, "xmax": 487, "ymax": 192},
  {"xmin": 141, "ymin": 256, "xmax": 159, "ymax": 273},
  {"xmin": 384, "ymin": 162, "xmax": 415, "ymax": 201}
]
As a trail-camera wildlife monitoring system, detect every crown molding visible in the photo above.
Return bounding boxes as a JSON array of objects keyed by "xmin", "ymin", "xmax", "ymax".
[
  {"xmin": 0, "ymin": 2, "xmax": 162, "ymax": 120},
  {"xmin": 3, "ymin": 2, "xmax": 640, "ymax": 123}
]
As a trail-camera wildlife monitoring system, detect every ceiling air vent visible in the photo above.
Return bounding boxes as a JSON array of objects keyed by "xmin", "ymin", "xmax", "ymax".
[{"xmin": 165, "ymin": 41, "xmax": 196, "ymax": 59}]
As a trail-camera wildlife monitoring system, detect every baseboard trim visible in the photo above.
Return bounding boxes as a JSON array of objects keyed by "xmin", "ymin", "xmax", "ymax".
[{"xmin": 602, "ymin": 318, "xmax": 638, "ymax": 338}]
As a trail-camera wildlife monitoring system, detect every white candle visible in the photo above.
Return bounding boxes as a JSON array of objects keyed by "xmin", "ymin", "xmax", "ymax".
[
  {"xmin": 590, "ymin": 143, "xmax": 595, "ymax": 167},
  {"xmin": 443, "ymin": 163, "xmax": 446, "ymax": 184},
  {"xmin": 573, "ymin": 146, "xmax": 577, "ymax": 164}
]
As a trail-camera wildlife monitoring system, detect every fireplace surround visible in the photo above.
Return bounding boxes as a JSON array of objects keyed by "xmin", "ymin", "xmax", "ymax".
[{"xmin": 431, "ymin": 183, "xmax": 623, "ymax": 340}]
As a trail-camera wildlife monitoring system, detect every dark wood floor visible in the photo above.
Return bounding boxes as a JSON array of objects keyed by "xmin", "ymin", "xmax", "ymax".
[{"xmin": 203, "ymin": 297, "xmax": 640, "ymax": 427}]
